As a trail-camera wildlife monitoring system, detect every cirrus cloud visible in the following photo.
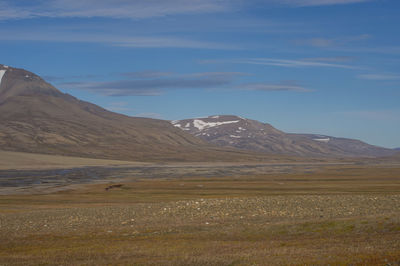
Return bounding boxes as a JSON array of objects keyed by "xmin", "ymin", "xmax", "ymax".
[
  {"xmin": 0, "ymin": 0, "xmax": 377, "ymax": 20},
  {"xmin": 201, "ymin": 57, "xmax": 359, "ymax": 69},
  {"xmin": 239, "ymin": 81, "xmax": 312, "ymax": 92},
  {"xmin": 278, "ymin": 0, "xmax": 374, "ymax": 6},
  {"xmin": 59, "ymin": 72, "xmax": 245, "ymax": 96},
  {"xmin": 0, "ymin": 0, "xmax": 233, "ymax": 20}
]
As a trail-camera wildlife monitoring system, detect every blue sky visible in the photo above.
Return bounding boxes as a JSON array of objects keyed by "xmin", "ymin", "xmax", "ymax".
[{"xmin": 0, "ymin": 0, "xmax": 399, "ymax": 148}]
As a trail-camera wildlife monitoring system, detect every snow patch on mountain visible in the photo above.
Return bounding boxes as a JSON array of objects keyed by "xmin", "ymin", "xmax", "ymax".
[
  {"xmin": 313, "ymin": 138, "xmax": 330, "ymax": 143},
  {"xmin": 169, "ymin": 115, "xmax": 395, "ymax": 158},
  {"xmin": 193, "ymin": 119, "xmax": 239, "ymax": 131},
  {"xmin": 172, "ymin": 123, "xmax": 191, "ymax": 131},
  {"xmin": 0, "ymin": 70, "xmax": 6, "ymax": 87}
]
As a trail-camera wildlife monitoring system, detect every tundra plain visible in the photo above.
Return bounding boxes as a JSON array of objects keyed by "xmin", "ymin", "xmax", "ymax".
[{"xmin": 0, "ymin": 154, "xmax": 400, "ymax": 265}]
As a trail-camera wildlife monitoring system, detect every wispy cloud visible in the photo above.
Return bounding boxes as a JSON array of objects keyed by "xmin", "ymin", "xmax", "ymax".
[
  {"xmin": 60, "ymin": 72, "xmax": 244, "ymax": 96},
  {"xmin": 295, "ymin": 34, "xmax": 371, "ymax": 48},
  {"xmin": 0, "ymin": 30, "xmax": 235, "ymax": 49},
  {"xmin": 113, "ymin": 37, "xmax": 235, "ymax": 49},
  {"xmin": 0, "ymin": 2, "xmax": 31, "ymax": 20},
  {"xmin": 279, "ymin": 0, "xmax": 374, "ymax": 7},
  {"xmin": 181, "ymin": 72, "xmax": 250, "ymax": 78},
  {"xmin": 58, "ymin": 71, "xmax": 307, "ymax": 96},
  {"xmin": 0, "ymin": 0, "xmax": 376, "ymax": 21},
  {"xmin": 305, "ymin": 38, "xmax": 335, "ymax": 47},
  {"xmin": 62, "ymin": 80, "xmax": 162, "ymax": 96},
  {"xmin": 239, "ymin": 81, "xmax": 312, "ymax": 92},
  {"xmin": 357, "ymin": 74, "xmax": 400, "ymax": 80},
  {"xmin": 120, "ymin": 71, "xmax": 173, "ymax": 79},
  {"xmin": 0, "ymin": 0, "xmax": 233, "ymax": 20},
  {"xmin": 43, "ymin": 74, "xmax": 101, "ymax": 82},
  {"xmin": 201, "ymin": 58, "xmax": 359, "ymax": 69},
  {"xmin": 301, "ymin": 56, "xmax": 356, "ymax": 63}
]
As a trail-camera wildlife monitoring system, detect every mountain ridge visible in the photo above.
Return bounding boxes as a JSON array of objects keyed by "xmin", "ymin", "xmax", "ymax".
[
  {"xmin": 0, "ymin": 64, "xmax": 276, "ymax": 162},
  {"xmin": 171, "ymin": 115, "xmax": 395, "ymax": 158},
  {"xmin": 1, "ymin": 64, "xmax": 393, "ymax": 160}
]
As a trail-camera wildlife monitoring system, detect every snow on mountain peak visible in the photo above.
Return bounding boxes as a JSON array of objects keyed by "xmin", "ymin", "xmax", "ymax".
[
  {"xmin": 169, "ymin": 115, "xmax": 394, "ymax": 158},
  {"xmin": 313, "ymin": 138, "xmax": 330, "ymax": 143},
  {"xmin": 0, "ymin": 70, "xmax": 6, "ymax": 87},
  {"xmin": 172, "ymin": 123, "xmax": 191, "ymax": 131},
  {"xmin": 193, "ymin": 119, "xmax": 240, "ymax": 131},
  {"xmin": 171, "ymin": 117, "xmax": 241, "ymax": 131}
]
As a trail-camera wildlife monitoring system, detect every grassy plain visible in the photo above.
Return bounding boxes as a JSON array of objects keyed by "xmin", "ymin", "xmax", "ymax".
[{"xmin": 1, "ymin": 164, "xmax": 400, "ymax": 265}]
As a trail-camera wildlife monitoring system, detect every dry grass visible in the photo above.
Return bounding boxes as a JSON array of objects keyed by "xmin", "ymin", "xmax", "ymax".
[
  {"xmin": 0, "ymin": 165, "xmax": 400, "ymax": 265},
  {"xmin": 0, "ymin": 150, "xmax": 149, "ymax": 170}
]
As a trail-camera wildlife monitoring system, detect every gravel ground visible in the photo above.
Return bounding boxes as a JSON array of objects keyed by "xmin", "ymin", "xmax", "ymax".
[{"xmin": 1, "ymin": 194, "xmax": 399, "ymax": 238}]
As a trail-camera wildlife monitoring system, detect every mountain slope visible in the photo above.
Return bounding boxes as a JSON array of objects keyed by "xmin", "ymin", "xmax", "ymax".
[
  {"xmin": 0, "ymin": 65, "xmax": 270, "ymax": 162},
  {"xmin": 172, "ymin": 115, "xmax": 395, "ymax": 158}
]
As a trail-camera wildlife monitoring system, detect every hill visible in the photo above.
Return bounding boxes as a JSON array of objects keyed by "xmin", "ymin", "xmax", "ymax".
[{"xmin": 172, "ymin": 115, "xmax": 395, "ymax": 158}]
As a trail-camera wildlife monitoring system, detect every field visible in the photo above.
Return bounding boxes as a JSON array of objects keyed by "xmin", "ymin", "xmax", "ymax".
[{"xmin": 1, "ymin": 159, "xmax": 400, "ymax": 265}]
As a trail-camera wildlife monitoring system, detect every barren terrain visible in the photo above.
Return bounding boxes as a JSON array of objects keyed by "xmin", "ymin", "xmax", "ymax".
[{"xmin": 1, "ymin": 162, "xmax": 400, "ymax": 265}]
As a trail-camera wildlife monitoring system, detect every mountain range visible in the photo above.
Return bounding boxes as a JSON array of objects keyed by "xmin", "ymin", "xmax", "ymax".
[
  {"xmin": 172, "ymin": 115, "xmax": 396, "ymax": 158},
  {"xmin": 0, "ymin": 64, "xmax": 270, "ymax": 162},
  {"xmin": 0, "ymin": 64, "xmax": 396, "ymax": 161}
]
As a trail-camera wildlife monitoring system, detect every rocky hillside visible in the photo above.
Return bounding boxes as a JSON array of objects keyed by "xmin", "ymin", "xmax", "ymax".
[{"xmin": 172, "ymin": 115, "xmax": 395, "ymax": 158}]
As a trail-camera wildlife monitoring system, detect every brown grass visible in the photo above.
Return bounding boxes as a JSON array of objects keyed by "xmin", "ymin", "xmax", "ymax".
[{"xmin": 0, "ymin": 164, "xmax": 400, "ymax": 265}]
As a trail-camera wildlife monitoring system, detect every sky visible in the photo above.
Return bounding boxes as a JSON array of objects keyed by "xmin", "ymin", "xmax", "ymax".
[{"xmin": 0, "ymin": 0, "xmax": 399, "ymax": 148}]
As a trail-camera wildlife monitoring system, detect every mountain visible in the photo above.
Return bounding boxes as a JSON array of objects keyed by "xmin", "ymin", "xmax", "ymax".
[
  {"xmin": 171, "ymin": 115, "xmax": 395, "ymax": 158},
  {"xmin": 0, "ymin": 64, "xmax": 270, "ymax": 162},
  {"xmin": 394, "ymin": 148, "xmax": 400, "ymax": 151}
]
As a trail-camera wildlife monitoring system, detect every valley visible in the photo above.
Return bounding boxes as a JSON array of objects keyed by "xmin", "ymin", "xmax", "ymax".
[
  {"xmin": 2, "ymin": 0, "xmax": 400, "ymax": 264},
  {"xmin": 0, "ymin": 64, "xmax": 399, "ymax": 265}
]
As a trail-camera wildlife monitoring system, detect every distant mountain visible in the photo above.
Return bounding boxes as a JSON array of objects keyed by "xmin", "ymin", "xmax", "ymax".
[
  {"xmin": 394, "ymin": 148, "xmax": 400, "ymax": 151},
  {"xmin": 172, "ymin": 115, "xmax": 395, "ymax": 158},
  {"xmin": 0, "ymin": 65, "xmax": 267, "ymax": 162}
]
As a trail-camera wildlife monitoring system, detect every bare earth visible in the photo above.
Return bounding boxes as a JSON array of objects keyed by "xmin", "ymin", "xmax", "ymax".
[{"xmin": 0, "ymin": 157, "xmax": 400, "ymax": 265}]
